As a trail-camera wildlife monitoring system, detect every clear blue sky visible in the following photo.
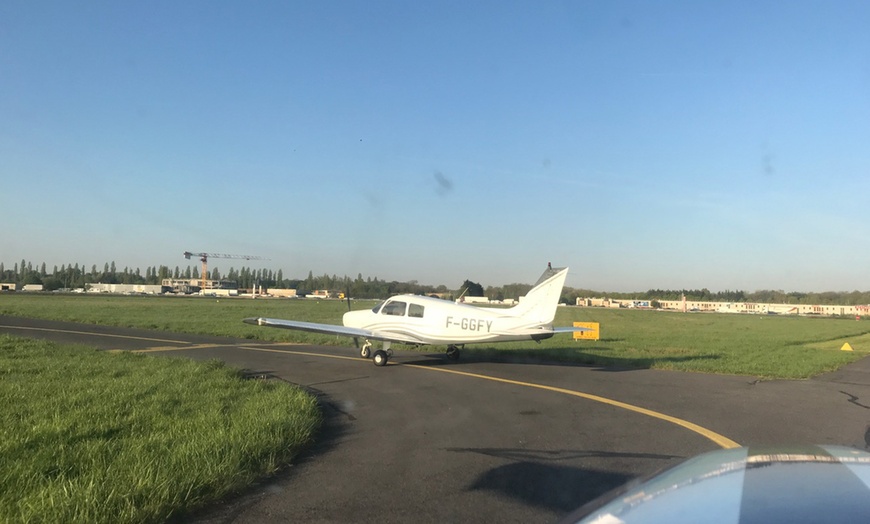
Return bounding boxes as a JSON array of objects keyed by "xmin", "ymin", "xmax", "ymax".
[{"xmin": 2, "ymin": 1, "xmax": 869, "ymax": 292}]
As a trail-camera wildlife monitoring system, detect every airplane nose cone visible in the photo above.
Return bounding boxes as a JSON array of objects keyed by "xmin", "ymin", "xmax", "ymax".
[{"xmin": 343, "ymin": 309, "xmax": 367, "ymax": 329}]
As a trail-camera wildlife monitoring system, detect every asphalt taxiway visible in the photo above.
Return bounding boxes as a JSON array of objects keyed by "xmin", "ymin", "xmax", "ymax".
[{"xmin": 3, "ymin": 315, "xmax": 870, "ymax": 522}]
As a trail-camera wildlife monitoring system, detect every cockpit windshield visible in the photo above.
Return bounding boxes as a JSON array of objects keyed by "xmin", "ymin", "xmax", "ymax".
[{"xmin": 381, "ymin": 300, "xmax": 407, "ymax": 316}]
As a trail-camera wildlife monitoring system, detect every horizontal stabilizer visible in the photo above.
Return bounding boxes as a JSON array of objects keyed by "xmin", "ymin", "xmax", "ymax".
[
  {"xmin": 550, "ymin": 326, "xmax": 593, "ymax": 333},
  {"xmin": 491, "ymin": 325, "xmax": 592, "ymax": 337}
]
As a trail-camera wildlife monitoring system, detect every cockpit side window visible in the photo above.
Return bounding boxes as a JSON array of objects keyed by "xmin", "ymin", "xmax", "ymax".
[
  {"xmin": 381, "ymin": 301, "xmax": 407, "ymax": 316},
  {"xmin": 408, "ymin": 303, "xmax": 424, "ymax": 318}
]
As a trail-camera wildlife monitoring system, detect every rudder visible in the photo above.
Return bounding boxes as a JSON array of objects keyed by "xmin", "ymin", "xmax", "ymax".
[{"xmin": 506, "ymin": 266, "xmax": 569, "ymax": 325}]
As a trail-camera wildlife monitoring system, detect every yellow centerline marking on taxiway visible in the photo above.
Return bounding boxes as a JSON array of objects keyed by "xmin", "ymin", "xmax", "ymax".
[
  {"xmin": 0, "ymin": 324, "xmax": 185, "ymax": 344},
  {"xmin": 126, "ymin": 342, "xmax": 306, "ymax": 353},
  {"xmin": 241, "ymin": 345, "xmax": 364, "ymax": 362},
  {"xmin": 2, "ymin": 322, "xmax": 738, "ymax": 449},
  {"xmin": 0, "ymin": 325, "xmax": 310, "ymax": 354},
  {"xmin": 126, "ymin": 344, "xmax": 225, "ymax": 353},
  {"xmin": 400, "ymin": 363, "xmax": 741, "ymax": 449},
  {"xmin": 240, "ymin": 345, "xmax": 740, "ymax": 450}
]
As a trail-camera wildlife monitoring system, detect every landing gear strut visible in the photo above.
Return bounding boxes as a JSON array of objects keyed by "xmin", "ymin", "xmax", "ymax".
[
  {"xmin": 360, "ymin": 341, "xmax": 372, "ymax": 359},
  {"xmin": 446, "ymin": 345, "xmax": 462, "ymax": 361}
]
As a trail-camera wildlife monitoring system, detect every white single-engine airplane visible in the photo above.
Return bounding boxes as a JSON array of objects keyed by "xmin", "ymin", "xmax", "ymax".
[{"xmin": 243, "ymin": 265, "xmax": 587, "ymax": 366}]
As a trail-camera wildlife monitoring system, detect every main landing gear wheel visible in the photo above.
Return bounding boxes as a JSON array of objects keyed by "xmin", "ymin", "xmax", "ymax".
[
  {"xmin": 446, "ymin": 345, "xmax": 461, "ymax": 361},
  {"xmin": 373, "ymin": 350, "xmax": 389, "ymax": 366},
  {"xmin": 360, "ymin": 342, "xmax": 372, "ymax": 359}
]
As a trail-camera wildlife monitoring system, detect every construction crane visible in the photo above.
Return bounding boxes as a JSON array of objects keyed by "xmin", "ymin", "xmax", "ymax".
[{"xmin": 183, "ymin": 251, "xmax": 267, "ymax": 290}]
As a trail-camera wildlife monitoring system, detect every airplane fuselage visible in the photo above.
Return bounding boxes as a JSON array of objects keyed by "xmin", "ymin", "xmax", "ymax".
[{"xmin": 342, "ymin": 294, "xmax": 552, "ymax": 346}]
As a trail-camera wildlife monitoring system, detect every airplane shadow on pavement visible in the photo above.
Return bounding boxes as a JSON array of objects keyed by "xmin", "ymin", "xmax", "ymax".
[
  {"xmin": 397, "ymin": 350, "xmax": 721, "ymax": 372},
  {"xmin": 449, "ymin": 448, "xmax": 680, "ymax": 514}
]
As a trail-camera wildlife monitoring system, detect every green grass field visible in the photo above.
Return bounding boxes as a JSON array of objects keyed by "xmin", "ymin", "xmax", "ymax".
[
  {"xmin": 2, "ymin": 293, "xmax": 869, "ymax": 379},
  {"xmin": 0, "ymin": 334, "xmax": 320, "ymax": 523},
  {"xmin": 551, "ymin": 307, "xmax": 870, "ymax": 378}
]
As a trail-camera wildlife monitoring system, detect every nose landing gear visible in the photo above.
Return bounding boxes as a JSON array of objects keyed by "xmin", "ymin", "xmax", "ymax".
[{"xmin": 363, "ymin": 340, "xmax": 392, "ymax": 366}]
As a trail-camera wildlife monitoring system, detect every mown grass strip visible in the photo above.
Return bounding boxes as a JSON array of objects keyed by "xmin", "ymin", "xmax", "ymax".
[{"xmin": 0, "ymin": 334, "xmax": 320, "ymax": 524}]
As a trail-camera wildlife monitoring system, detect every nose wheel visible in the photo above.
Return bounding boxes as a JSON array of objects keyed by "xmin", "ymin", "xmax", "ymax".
[
  {"xmin": 360, "ymin": 341, "xmax": 372, "ymax": 359},
  {"xmin": 446, "ymin": 345, "xmax": 461, "ymax": 361},
  {"xmin": 369, "ymin": 341, "xmax": 392, "ymax": 366}
]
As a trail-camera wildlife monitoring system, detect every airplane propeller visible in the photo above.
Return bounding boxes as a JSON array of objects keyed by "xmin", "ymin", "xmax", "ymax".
[{"xmin": 346, "ymin": 284, "xmax": 361, "ymax": 351}]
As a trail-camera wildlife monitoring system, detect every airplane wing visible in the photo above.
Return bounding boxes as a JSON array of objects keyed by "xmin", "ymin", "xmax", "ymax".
[{"xmin": 242, "ymin": 317, "xmax": 424, "ymax": 344}]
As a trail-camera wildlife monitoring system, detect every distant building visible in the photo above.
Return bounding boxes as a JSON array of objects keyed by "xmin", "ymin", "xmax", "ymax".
[
  {"xmin": 199, "ymin": 288, "xmax": 239, "ymax": 297},
  {"xmin": 161, "ymin": 278, "xmax": 238, "ymax": 294},
  {"xmin": 458, "ymin": 296, "xmax": 490, "ymax": 304},
  {"xmin": 267, "ymin": 289, "xmax": 298, "ymax": 298},
  {"xmin": 88, "ymin": 283, "xmax": 162, "ymax": 294},
  {"xmin": 576, "ymin": 297, "xmax": 620, "ymax": 308},
  {"xmin": 307, "ymin": 289, "xmax": 340, "ymax": 299},
  {"xmin": 656, "ymin": 299, "xmax": 868, "ymax": 316},
  {"xmin": 576, "ymin": 297, "xmax": 869, "ymax": 317}
]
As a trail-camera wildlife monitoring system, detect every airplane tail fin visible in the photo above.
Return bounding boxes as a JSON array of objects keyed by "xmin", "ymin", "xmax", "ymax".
[{"xmin": 505, "ymin": 266, "xmax": 569, "ymax": 325}]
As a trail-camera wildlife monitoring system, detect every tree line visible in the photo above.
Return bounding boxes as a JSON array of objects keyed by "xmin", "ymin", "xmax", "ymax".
[
  {"xmin": 2, "ymin": 259, "xmax": 869, "ymax": 305},
  {"xmin": 0, "ymin": 260, "xmax": 451, "ymax": 299},
  {"xmin": 0, "ymin": 260, "xmax": 288, "ymax": 293}
]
